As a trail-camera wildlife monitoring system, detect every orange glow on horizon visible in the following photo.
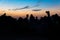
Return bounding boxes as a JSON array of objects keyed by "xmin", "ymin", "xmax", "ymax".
[{"xmin": 0, "ymin": 9, "xmax": 60, "ymax": 18}]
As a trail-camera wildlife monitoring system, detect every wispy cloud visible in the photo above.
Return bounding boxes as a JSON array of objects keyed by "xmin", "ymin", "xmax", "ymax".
[
  {"xmin": 32, "ymin": 9, "xmax": 42, "ymax": 11},
  {"xmin": 12, "ymin": 6, "xmax": 30, "ymax": 10},
  {"xmin": 8, "ymin": 5, "xmax": 40, "ymax": 11},
  {"xmin": 8, "ymin": 0, "xmax": 41, "ymax": 11}
]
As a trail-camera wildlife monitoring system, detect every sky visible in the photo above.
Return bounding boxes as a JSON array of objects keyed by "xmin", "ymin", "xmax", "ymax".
[{"xmin": 0, "ymin": 0, "xmax": 60, "ymax": 18}]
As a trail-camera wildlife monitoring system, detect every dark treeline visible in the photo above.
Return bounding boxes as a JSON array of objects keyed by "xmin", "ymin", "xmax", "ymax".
[{"xmin": 0, "ymin": 11, "xmax": 60, "ymax": 37}]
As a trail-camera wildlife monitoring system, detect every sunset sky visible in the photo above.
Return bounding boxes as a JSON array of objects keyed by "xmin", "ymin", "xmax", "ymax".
[{"xmin": 0, "ymin": 0, "xmax": 60, "ymax": 18}]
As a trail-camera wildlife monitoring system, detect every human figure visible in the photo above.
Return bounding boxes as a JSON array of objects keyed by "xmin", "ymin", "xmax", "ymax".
[
  {"xmin": 26, "ymin": 14, "xmax": 29, "ymax": 19},
  {"xmin": 2, "ymin": 13, "xmax": 6, "ymax": 16},
  {"xmin": 46, "ymin": 11, "xmax": 50, "ymax": 17}
]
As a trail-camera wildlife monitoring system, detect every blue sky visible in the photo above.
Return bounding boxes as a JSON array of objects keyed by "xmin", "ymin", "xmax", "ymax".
[
  {"xmin": 0, "ymin": 0, "xmax": 60, "ymax": 18},
  {"xmin": 0, "ymin": 0, "xmax": 60, "ymax": 10}
]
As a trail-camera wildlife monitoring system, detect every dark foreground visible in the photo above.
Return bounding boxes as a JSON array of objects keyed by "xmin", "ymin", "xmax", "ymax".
[
  {"xmin": 0, "ymin": 11, "xmax": 60, "ymax": 40},
  {"xmin": 0, "ymin": 33, "xmax": 48, "ymax": 40}
]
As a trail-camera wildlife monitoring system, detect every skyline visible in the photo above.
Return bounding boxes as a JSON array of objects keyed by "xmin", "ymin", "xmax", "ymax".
[{"xmin": 0, "ymin": 0, "xmax": 60, "ymax": 18}]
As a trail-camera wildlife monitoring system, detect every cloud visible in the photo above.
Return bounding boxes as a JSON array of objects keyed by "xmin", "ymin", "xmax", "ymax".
[
  {"xmin": 10, "ymin": 4, "xmax": 41, "ymax": 11},
  {"xmin": 9, "ymin": 5, "xmax": 38, "ymax": 11},
  {"xmin": 32, "ymin": 9, "xmax": 42, "ymax": 11},
  {"xmin": 8, "ymin": 0, "xmax": 41, "ymax": 11},
  {"xmin": 12, "ymin": 6, "xmax": 30, "ymax": 10}
]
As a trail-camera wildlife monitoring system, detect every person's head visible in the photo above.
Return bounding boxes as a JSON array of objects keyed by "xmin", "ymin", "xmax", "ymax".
[{"xmin": 46, "ymin": 11, "xmax": 50, "ymax": 17}]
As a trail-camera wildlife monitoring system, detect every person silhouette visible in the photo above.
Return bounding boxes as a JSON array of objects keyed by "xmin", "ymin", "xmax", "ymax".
[
  {"xmin": 26, "ymin": 14, "xmax": 29, "ymax": 19},
  {"xmin": 46, "ymin": 11, "xmax": 50, "ymax": 17},
  {"xmin": 2, "ymin": 13, "xmax": 6, "ymax": 16}
]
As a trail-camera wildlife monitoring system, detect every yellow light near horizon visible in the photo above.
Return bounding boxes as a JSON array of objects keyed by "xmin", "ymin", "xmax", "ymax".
[{"xmin": 0, "ymin": 9, "xmax": 60, "ymax": 18}]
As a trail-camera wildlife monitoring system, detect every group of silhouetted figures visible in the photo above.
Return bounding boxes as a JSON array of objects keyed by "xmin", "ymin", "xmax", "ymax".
[{"xmin": 0, "ymin": 11, "xmax": 60, "ymax": 37}]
